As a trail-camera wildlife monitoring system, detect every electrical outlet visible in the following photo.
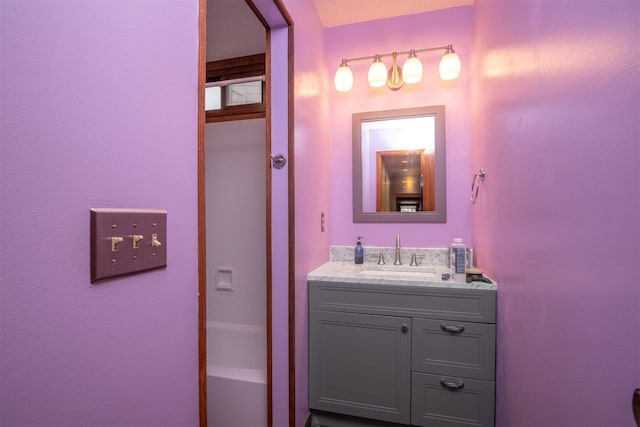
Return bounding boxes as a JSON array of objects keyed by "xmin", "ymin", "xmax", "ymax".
[{"xmin": 90, "ymin": 208, "xmax": 167, "ymax": 283}]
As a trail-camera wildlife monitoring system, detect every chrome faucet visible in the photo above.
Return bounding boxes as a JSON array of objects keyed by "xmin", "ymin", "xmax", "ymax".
[
  {"xmin": 394, "ymin": 234, "xmax": 402, "ymax": 265},
  {"xmin": 410, "ymin": 253, "xmax": 418, "ymax": 266}
]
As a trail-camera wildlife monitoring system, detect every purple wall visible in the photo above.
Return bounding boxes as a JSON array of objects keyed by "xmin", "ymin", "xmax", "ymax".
[
  {"xmin": 471, "ymin": 1, "xmax": 640, "ymax": 425},
  {"xmin": 0, "ymin": 1, "xmax": 199, "ymax": 425},
  {"xmin": 283, "ymin": 0, "xmax": 333, "ymax": 425},
  {"xmin": 326, "ymin": 7, "xmax": 474, "ymax": 249}
]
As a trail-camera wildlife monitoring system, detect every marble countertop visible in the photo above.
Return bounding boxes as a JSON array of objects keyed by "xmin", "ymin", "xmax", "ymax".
[{"xmin": 307, "ymin": 262, "xmax": 496, "ymax": 290}]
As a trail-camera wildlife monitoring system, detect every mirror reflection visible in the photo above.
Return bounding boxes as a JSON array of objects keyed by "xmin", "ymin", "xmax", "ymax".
[{"xmin": 353, "ymin": 106, "xmax": 446, "ymax": 223}]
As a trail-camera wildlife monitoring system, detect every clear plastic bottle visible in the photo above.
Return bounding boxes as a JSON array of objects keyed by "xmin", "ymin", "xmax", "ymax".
[
  {"xmin": 354, "ymin": 236, "xmax": 364, "ymax": 264},
  {"xmin": 449, "ymin": 238, "xmax": 467, "ymax": 281}
]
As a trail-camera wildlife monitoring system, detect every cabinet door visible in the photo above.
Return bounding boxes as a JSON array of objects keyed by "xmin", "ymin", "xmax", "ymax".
[
  {"xmin": 411, "ymin": 372, "xmax": 495, "ymax": 427},
  {"xmin": 309, "ymin": 310, "xmax": 411, "ymax": 425},
  {"xmin": 412, "ymin": 318, "xmax": 495, "ymax": 381}
]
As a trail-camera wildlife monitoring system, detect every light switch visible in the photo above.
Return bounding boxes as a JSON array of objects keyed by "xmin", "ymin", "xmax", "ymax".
[
  {"xmin": 110, "ymin": 236, "xmax": 124, "ymax": 251},
  {"xmin": 90, "ymin": 208, "xmax": 167, "ymax": 283},
  {"xmin": 131, "ymin": 234, "xmax": 144, "ymax": 249}
]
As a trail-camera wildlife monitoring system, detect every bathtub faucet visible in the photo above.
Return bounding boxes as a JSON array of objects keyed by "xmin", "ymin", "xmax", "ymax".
[{"xmin": 394, "ymin": 234, "xmax": 402, "ymax": 265}]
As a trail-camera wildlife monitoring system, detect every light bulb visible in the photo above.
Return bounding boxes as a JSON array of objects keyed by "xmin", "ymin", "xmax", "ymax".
[
  {"xmin": 368, "ymin": 55, "xmax": 387, "ymax": 88},
  {"xmin": 334, "ymin": 61, "xmax": 353, "ymax": 92},
  {"xmin": 439, "ymin": 47, "xmax": 461, "ymax": 80},
  {"xmin": 402, "ymin": 50, "xmax": 423, "ymax": 84}
]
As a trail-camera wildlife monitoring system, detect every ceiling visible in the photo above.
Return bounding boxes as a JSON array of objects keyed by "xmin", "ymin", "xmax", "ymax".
[{"xmin": 313, "ymin": 0, "xmax": 475, "ymax": 28}]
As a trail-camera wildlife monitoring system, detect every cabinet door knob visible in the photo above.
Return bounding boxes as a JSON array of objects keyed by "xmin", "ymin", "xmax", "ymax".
[
  {"xmin": 401, "ymin": 324, "xmax": 409, "ymax": 333},
  {"xmin": 440, "ymin": 377, "xmax": 465, "ymax": 391},
  {"xmin": 440, "ymin": 323, "xmax": 465, "ymax": 334}
]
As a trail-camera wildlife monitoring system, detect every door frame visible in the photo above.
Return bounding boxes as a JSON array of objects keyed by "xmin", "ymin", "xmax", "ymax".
[{"xmin": 197, "ymin": 0, "xmax": 294, "ymax": 426}]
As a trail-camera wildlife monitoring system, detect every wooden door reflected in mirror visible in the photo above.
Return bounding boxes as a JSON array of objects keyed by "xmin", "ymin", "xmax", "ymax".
[{"xmin": 375, "ymin": 149, "xmax": 435, "ymax": 212}]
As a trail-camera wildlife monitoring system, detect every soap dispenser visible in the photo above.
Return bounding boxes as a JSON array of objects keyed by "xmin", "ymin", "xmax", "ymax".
[{"xmin": 354, "ymin": 237, "xmax": 364, "ymax": 264}]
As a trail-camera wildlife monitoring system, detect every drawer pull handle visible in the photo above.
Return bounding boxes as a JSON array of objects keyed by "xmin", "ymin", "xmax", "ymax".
[
  {"xmin": 401, "ymin": 324, "xmax": 409, "ymax": 333},
  {"xmin": 440, "ymin": 323, "xmax": 465, "ymax": 334},
  {"xmin": 440, "ymin": 378, "xmax": 465, "ymax": 391}
]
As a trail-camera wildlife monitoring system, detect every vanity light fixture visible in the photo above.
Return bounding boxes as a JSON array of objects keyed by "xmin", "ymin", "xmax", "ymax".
[
  {"xmin": 333, "ymin": 44, "xmax": 461, "ymax": 92},
  {"xmin": 439, "ymin": 45, "xmax": 462, "ymax": 81},
  {"xmin": 367, "ymin": 54, "xmax": 387, "ymax": 88},
  {"xmin": 402, "ymin": 50, "xmax": 423, "ymax": 84},
  {"xmin": 334, "ymin": 59, "xmax": 354, "ymax": 92}
]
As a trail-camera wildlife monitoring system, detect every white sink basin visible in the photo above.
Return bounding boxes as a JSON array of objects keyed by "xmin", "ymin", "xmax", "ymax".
[{"xmin": 360, "ymin": 267, "xmax": 437, "ymax": 279}]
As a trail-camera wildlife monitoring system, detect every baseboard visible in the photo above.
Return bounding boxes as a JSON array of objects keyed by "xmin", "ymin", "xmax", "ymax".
[{"xmin": 309, "ymin": 410, "xmax": 408, "ymax": 427}]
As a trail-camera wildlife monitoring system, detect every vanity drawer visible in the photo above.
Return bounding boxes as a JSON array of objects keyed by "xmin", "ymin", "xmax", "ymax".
[
  {"xmin": 309, "ymin": 281, "xmax": 496, "ymax": 323},
  {"xmin": 411, "ymin": 372, "xmax": 495, "ymax": 427},
  {"xmin": 412, "ymin": 318, "xmax": 495, "ymax": 381}
]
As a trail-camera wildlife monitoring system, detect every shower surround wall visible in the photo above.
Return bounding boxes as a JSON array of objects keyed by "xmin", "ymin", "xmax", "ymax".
[
  {"xmin": 205, "ymin": 120, "xmax": 267, "ymax": 327},
  {"xmin": 205, "ymin": 3, "xmax": 268, "ymax": 425},
  {"xmin": 471, "ymin": 0, "xmax": 640, "ymax": 425},
  {"xmin": 0, "ymin": 0, "xmax": 199, "ymax": 425}
]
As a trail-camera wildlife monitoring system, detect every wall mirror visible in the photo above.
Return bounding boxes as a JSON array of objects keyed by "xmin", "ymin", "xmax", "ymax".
[{"xmin": 353, "ymin": 105, "xmax": 446, "ymax": 223}]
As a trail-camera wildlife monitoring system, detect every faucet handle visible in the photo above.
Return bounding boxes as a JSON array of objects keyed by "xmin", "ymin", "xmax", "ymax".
[
  {"xmin": 410, "ymin": 253, "xmax": 418, "ymax": 266},
  {"xmin": 377, "ymin": 251, "xmax": 385, "ymax": 265}
]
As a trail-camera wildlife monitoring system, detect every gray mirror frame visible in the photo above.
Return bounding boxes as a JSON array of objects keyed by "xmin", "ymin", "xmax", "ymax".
[{"xmin": 353, "ymin": 105, "xmax": 447, "ymax": 223}]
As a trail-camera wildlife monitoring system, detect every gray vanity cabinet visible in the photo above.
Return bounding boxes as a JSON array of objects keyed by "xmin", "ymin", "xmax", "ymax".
[
  {"xmin": 308, "ymin": 280, "xmax": 497, "ymax": 427},
  {"xmin": 411, "ymin": 319, "xmax": 496, "ymax": 427},
  {"xmin": 411, "ymin": 373, "xmax": 495, "ymax": 427},
  {"xmin": 308, "ymin": 310, "xmax": 412, "ymax": 424},
  {"xmin": 412, "ymin": 318, "xmax": 496, "ymax": 381}
]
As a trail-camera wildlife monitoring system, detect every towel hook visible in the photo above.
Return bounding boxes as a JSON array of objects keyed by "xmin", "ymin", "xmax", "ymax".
[{"xmin": 471, "ymin": 168, "xmax": 486, "ymax": 204}]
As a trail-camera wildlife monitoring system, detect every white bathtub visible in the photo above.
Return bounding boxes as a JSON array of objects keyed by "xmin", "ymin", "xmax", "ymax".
[{"xmin": 206, "ymin": 321, "xmax": 267, "ymax": 427}]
